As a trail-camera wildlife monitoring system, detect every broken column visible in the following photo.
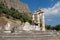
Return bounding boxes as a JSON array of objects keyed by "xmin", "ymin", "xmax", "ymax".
[{"xmin": 4, "ymin": 22, "xmax": 11, "ymax": 33}]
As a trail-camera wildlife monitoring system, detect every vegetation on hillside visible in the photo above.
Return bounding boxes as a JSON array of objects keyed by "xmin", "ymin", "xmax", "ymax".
[{"xmin": 0, "ymin": 3, "xmax": 32, "ymax": 23}]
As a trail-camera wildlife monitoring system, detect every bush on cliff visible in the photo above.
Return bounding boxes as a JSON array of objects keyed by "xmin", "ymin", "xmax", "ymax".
[{"xmin": 0, "ymin": 3, "xmax": 32, "ymax": 23}]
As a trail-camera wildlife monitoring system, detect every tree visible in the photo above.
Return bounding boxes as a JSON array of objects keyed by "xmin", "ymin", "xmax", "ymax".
[
  {"xmin": 54, "ymin": 24, "xmax": 60, "ymax": 31},
  {"xmin": 45, "ymin": 25, "xmax": 52, "ymax": 30}
]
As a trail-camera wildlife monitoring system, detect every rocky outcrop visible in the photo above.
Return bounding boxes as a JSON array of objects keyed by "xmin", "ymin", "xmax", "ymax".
[{"xmin": 0, "ymin": 0, "xmax": 30, "ymax": 13}]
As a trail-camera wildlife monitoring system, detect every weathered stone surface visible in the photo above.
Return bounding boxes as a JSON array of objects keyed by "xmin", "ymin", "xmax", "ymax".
[
  {"xmin": 0, "ymin": 0, "xmax": 30, "ymax": 13},
  {"xmin": 23, "ymin": 22, "xmax": 40, "ymax": 31},
  {"xmin": 0, "ymin": 31, "xmax": 60, "ymax": 40}
]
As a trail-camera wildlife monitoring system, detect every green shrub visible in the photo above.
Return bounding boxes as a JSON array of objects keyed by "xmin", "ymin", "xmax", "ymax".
[{"xmin": 0, "ymin": 3, "xmax": 32, "ymax": 23}]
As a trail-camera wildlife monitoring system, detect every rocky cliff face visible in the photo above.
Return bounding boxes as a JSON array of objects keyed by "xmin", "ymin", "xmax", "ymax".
[{"xmin": 0, "ymin": 0, "xmax": 30, "ymax": 13}]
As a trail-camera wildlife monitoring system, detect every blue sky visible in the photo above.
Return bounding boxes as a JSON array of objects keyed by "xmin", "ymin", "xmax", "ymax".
[{"xmin": 20, "ymin": 0, "xmax": 60, "ymax": 26}]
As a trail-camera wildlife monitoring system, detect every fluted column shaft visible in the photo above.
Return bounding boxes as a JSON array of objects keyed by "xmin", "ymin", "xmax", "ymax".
[
  {"xmin": 32, "ymin": 14, "xmax": 35, "ymax": 21},
  {"xmin": 37, "ymin": 14, "xmax": 40, "ymax": 30},
  {"xmin": 42, "ymin": 13, "xmax": 45, "ymax": 31}
]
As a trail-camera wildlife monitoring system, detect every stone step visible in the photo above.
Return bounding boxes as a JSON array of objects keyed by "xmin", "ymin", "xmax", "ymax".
[{"xmin": 0, "ymin": 32, "xmax": 60, "ymax": 40}]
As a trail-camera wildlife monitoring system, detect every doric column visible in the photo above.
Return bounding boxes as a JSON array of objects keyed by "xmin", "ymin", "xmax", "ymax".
[
  {"xmin": 32, "ymin": 14, "xmax": 35, "ymax": 21},
  {"xmin": 32, "ymin": 14, "xmax": 35, "ymax": 25},
  {"xmin": 37, "ymin": 14, "xmax": 40, "ymax": 30},
  {"xmin": 42, "ymin": 13, "xmax": 45, "ymax": 31}
]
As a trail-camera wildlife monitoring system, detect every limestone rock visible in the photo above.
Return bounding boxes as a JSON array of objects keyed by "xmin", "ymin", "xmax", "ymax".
[
  {"xmin": 23, "ymin": 22, "xmax": 31, "ymax": 31},
  {"xmin": 0, "ymin": 0, "xmax": 30, "ymax": 13},
  {"xmin": 23, "ymin": 22, "xmax": 40, "ymax": 31}
]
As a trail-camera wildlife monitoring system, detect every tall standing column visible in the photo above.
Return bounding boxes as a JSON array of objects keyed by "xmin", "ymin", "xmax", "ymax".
[
  {"xmin": 32, "ymin": 14, "xmax": 35, "ymax": 21},
  {"xmin": 32, "ymin": 14, "xmax": 35, "ymax": 25},
  {"xmin": 37, "ymin": 14, "xmax": 40, "ymax": 30},
  {"xmin": 42, "ymin": 13, "xmax": 45, "ymax": 31}
]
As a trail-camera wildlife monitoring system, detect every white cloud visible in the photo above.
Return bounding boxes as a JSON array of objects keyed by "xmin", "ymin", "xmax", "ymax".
[
  {"xmin": 46, "ymin": 19, "xmax": 52, "ymax": 22},
  {"xmin": 44, "ymin": 1, "xmax": 60, "ymax": 18}
]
